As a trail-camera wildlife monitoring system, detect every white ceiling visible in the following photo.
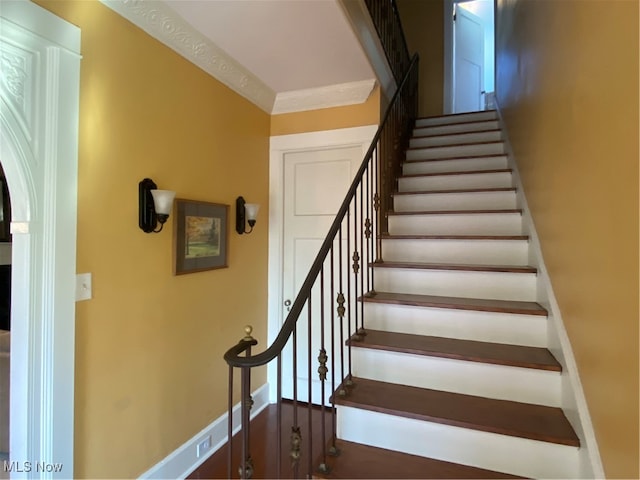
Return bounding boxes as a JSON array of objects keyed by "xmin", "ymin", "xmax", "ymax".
[
  {"xmin": 165, "ymin": 0, "xmax": 376, "ymax": 93},
  {"xmin": 101, "ymin": 0, "xmax": 379, "ymax": 113}
]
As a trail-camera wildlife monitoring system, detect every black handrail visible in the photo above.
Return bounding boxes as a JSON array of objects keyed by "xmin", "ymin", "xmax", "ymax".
[
  {"xmin": 224, "ymin": 4, "xmax": 418, "ymax": 475},
  {"xmin": 224, "ymin": 54, "xmax": 419, "ymax": 370}
]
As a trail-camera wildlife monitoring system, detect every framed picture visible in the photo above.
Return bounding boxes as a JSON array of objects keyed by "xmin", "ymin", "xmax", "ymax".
[{"xmin": 173, "ymin": 199, "xmax": 229, "ymax": 275}]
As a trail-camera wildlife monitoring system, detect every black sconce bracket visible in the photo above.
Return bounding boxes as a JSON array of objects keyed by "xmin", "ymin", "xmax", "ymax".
[
  {"xmin": 139, "ymin": 178, "xmax": 158, "ymax": 233},
  {"xmin": 236, "ymin": 196, "xmax": 246, "ymax": 235}
]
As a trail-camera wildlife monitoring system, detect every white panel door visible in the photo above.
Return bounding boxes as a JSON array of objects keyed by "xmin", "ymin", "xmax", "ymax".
[
  {"xmin": 454, "ymin": 6, "xmax": 484, "ymax": 113},
  {"xmin": 281, "ymin": 146, "xmax": 363, "ymax": 404}
]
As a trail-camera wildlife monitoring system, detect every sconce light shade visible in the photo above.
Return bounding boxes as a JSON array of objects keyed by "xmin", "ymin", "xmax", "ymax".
[
  {"xmin": 236, "ymin": 196, "xmax": 260, "ymax": 234},
  {"xmin": 139, "ymin": 178, "xmax": 176, "ymax": 233}
]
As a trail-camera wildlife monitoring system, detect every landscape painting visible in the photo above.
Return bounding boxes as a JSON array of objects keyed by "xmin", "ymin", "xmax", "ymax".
[{"xmin": 174, "ymin": 200, "xmax": 228, "ymax": 274}]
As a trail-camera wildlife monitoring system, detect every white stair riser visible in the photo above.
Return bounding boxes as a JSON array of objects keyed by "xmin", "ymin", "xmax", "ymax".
[
  {"xmin": 363, "ymin": 303, "xmax": 548, "ymax": 347},
  {"xmin": 407, "ymin": 142, "xmax": 505, "ymax": 160},
  {"xmin": 388, "ymin": 213, "xmax": 523, "ymax": 236},
  {"xmin": 410, "ymin": 130, "xmax": 502, "ymax": 149},
  {"xmin": 336, "ymin": 407, "xmax": 581, "ymax": 479},
  {"xmin": 394, "ymin": 191, "xmax": 517, "ymax": 212},
  {"xmin": 352, "ymin": 349, "xmax": 561, "ymax": 407},
  {"xmin": 403, "ymin": 156, "xmax": 508, "ymax": 175},
  {"xmin": 413, "ymin": 120, "xmax": 500, "ymax": 137},
  {"xmin": 381, "ymin": 238, "xmax": 529, "ymax": 265},
  {"xmin": 416, "ymin": 111, "xmax": 498, "ymax": 127},
  {"xmin": 399, "ymin": 172, "xmax": 513, "ymax": 192},
  {"xmin": 374, "ymin": 268, "xmax": 537, "ymax": 302}
]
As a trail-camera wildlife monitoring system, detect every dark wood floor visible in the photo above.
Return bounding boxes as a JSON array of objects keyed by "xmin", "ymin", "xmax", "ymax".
[
  {"xmin": 187, "ymin": 402, "xmax": 521, "ymax": 479},
  {"xmin": 188, "ymin": 402, "xmax": 333, "ymax": 479}
]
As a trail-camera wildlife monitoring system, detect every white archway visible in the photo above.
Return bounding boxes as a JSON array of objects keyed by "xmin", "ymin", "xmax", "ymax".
[{"xmin": 0, "ymin": 2, "xmax": 80, "ymax": 478}]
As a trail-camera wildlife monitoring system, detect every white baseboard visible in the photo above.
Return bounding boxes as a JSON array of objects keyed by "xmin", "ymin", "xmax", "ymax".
[
  {"xmin": 138, "ymin": 383, "xmax": 270, "ymax": 480},
  {"xmin": 493, "ymin": 104, "xmax": 604, "ymax": 479}
]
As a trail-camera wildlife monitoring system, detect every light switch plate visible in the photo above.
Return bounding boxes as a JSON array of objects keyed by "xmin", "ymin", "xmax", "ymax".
[{"xmin": 76, "ymin": 273, "xmax": 92, "ymax": 301}]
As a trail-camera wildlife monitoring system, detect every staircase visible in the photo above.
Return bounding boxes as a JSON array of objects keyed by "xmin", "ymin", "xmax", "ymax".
[{"xmin": 327, "ymin": 110, "xmax": 581, "ymax": 479}]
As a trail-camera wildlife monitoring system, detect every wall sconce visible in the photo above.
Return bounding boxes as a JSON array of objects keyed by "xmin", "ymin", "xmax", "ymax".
[
  {"xmin": 236, "ymin": 196, "xmax": 260, "ymax": 234},
  {"xmin": 139, "ymin": 178, "xmax": 176, "ymax": 233}
]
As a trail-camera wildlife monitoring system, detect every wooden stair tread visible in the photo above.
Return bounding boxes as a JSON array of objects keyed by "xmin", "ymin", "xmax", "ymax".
[
  {"xmin": 402, "ymin": 168, "xmax": 511, "ymax": 178},
  {"xmin": 404, "ymin": 153, "xmax": 507, "ymax": 163},
  {"xmin": 412, "ymin": 128, "xmax": 502, "ymax": 140},
  {"xmin": 348, "ymin": 330, "xmax": 560, "ymax": 371},
  {"xmin": 317, "ymin": 439, "xmax": 521, "ymax": 479},
  {"xmin": 393, "ymin": 187, "xmax": 516, "ymax": 195},
  {"xmin": 380, "ymin": 234, "xmax": 529, "ymax": 240},
  {"xmin": 361, "ymin": 291, "xmax": 547, "ymax": 316},
  {"xmin": 372, "ymin": 261, "xmax": 536, "ymax": 274},
  {"xmin": 335, "ymin": 378, "xmax": 580, "ymax": 447},
  {"xmin": 389, "ymin": 208, "xmax": 522, "ymax": 216},
  {"xmin": 407, "ymin": 140, "xmax": 504, "ymax": 151},
  {"xmin": 416, "ymin": 110, "xmax": 497, "ymax": 122}
]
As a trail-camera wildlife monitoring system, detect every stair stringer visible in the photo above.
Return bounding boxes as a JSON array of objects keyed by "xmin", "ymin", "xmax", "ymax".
[{"xmin": 495, "ymin": 104, "xmax": 605, "ymax": 479}]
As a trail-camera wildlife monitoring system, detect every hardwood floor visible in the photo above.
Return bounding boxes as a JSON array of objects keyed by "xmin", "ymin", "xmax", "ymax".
[
  {"xmin": 188, "ymin": 401, "xmax": 522, "ymax": 479},
  {"xmin": 188, "ymin": 402, "xmax": 333, "ymax": 479}
]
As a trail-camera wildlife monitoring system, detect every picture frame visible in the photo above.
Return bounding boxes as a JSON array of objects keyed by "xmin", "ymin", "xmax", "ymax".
[{"xmin": 173, "ymin": 199, "xmax": 229, "ymax": 275}]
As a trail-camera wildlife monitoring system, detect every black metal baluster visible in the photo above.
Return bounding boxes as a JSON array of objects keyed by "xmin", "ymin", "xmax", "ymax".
[
  {"xmin": 307, "ymin": 298, "xmax": 313, "ymax": 478},
  {"xmin": 291, "ymin": 325, "xmax": 300, "ymax": 479},
  {"xmin": 338, "ymin": 224, "xmax": 346, "ymax": 397},
  {"xmin": 227, "ymin": 365, "xmax": 233, "ymax": 480},
  {"xmin": 346, "ymin": 209, "xmax": 353, "ymax": 388},
  {"xmin": 352, "ymin": 191, "xmax": 361, "ymax": 343},
  {"xmin": 359, "ymin": 172, "xmax": 366, "ymax": 337},
  {"xmin": 318, "ymin": 265, "xmax": 329, "ymax": 474},
  {"xmin": 329, "ymin": 244, "xmax": 339, "ymax": 455}
]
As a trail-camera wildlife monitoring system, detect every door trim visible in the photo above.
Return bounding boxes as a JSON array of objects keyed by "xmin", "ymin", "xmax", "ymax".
[
  {"xmin": 0, "ymin": 2, "xmax": 80, "ymax": 476},
  {"xmin": 267, "ymin": 125, "xmax": 377, "ymax": 401}
]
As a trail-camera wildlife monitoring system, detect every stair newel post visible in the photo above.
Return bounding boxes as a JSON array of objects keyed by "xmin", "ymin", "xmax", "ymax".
[
  {"xmin": 239, "ymin": 326, "xmax": 255, "ymax": 479},
  {"xmin": 306, "ymin": 297, "xmax": 314, "ymax": 478},
  {"xmin": 276, "ymin": 352, "xmax": 282, "ymax": 480},
  {"xmin": 227, "ymin": 364, "xmax": 233, "ymax": 480}
]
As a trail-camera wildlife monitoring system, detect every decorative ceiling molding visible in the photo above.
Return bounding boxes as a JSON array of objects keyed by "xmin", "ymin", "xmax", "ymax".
[
  {"xmin": 272, "ymin": 79, "xmax": 376, "ymax": 115},
  {"xmin": 100, "ymin": 0, "xmax": 276, "ymax": 113},
  {"xmin": 100, "ymin": 0, "xmax": 378, "ymax": 115}
]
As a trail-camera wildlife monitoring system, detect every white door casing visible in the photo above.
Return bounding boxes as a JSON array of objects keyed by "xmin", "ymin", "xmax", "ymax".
[
  {"xmin": 268, "ymin": 125, "xmax": 377, "ymax": 403},
  {"xmin": 0, "ymin": 2, "xmax": 80, "ymax": 478},
  {"xmin": 453, "ymin": 5, "xmax": 484, "ymax": 113}
]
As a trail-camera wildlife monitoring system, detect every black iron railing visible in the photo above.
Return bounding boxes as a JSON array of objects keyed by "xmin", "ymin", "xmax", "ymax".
[
  {"xmin": 223, "ymin": 52, "xmax": 419, "ymax": 478},
  {"xmin": 365, "ymin": 0, "xmax": 411, "ymax": 83}
]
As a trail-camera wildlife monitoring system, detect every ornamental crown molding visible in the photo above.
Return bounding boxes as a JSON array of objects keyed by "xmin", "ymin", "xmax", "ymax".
[
  {"xmin": 272, "ymin": 79, "xmax": 376, "ymax": 115},
  {"xmin": 100, "ymin": 0, "xmax": 377, "ymax": 115},
  {"xmin": 100, "ymin": 0, "xmax": 276, "ymax": 113}
]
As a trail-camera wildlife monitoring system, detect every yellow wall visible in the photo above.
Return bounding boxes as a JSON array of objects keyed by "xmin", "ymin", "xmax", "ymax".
[
  {"xmin": 270, "ymin": 85, "xmax": 380, "ymax": 136},
  {"xmin": 495, "ymin": 0, "xmax": 639, "ymax": 477},
  {"xmin": 35, "ymin": 1, "xmax": 270, "ymax": 477},
  {"xmin": 396, "ymin": 0, "xmax": 444, "ymax": 117}
]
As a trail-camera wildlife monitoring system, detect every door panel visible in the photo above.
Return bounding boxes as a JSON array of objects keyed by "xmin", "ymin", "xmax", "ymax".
[
  {"xmin": 281, "ymin": 146, "xmax": 362, "ymax": 404},
  {"xmin": 454, "ymin": 6, "xmax": 484, "ymax": 113}
]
